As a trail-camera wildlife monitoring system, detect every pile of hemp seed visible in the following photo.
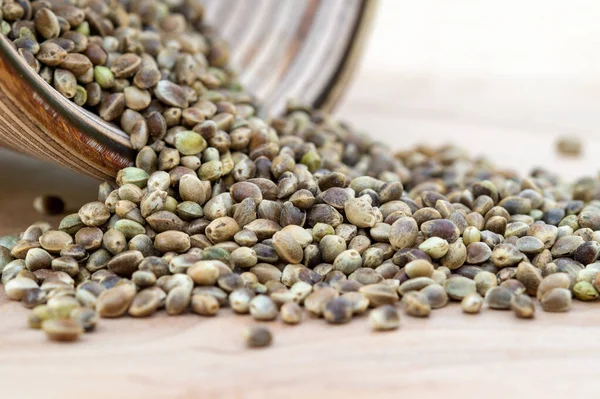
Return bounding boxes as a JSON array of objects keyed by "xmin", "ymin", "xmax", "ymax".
[{"xmin": 1, "ymin": 0, "xmax": 599, "ymax": 348}]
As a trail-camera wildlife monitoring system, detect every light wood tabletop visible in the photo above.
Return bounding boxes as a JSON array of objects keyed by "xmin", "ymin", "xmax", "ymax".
[{"xmin": 2, "ymin": 1, "xmax": 600, "ymax": 398}]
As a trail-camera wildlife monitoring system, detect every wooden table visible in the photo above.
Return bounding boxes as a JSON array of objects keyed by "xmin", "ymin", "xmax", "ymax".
[
  {"xmin": 1, "ymin": 289, "xmax": 599, "ymax": 399},
  {"xmin": 3, "ymin": 1, "xmax": 600, "ymax": 397}
]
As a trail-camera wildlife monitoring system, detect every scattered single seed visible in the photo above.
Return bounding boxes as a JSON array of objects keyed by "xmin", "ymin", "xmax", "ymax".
[
  {"xmin": 187, "ymin": 261, "xmax": 220, "ymax": 286},
  {"xmin": 42, "ymin": 319, "xmax": 83, "ymax": 342},
  {"xmin": 572, "ymin": 281, "xmax": 599, "ymax": 301},
  {"xmin": 191, "ymin": 294, "xmax": 220, "ymax": 316},
  {"xmin": 359, "ymin": 283, "xmax": 398, "ymax": 307},
  {"xmin": 443, "ymin": 276, "xmax": 476, "ymax": 300},
  {"xmin": 5, "ymin": 277, "xmax": 39, "ymax": 300},
  {"xmin": 70, "ymin": 308, "xmax": 98, "ymax": 332},
  {"xmin": 341, "ymin": 291, "xmax": 370, "ymax": 315},
  {"xmin": 515, "ymin": 262, "xmax": 543, "ymax": 296},
  {"xmin": 34, "ymin": 8, "xmax": 60, "ymax": 40},
  {"xmin": 405, "ymin": 259, "xmax": 434, "ymax": 278},
  {"xmin": 540, "ymin": 288, "xmax": 572, "ymax": 312},
  {"xmin": 229, "ymin": 288, "xmax": 254, "ymax": 314},
  {"xmin": 510, "ymin": 294, "xmax": 535, "ymax": 319},
  {"xmin": 369, "ymin": 305, "xmax": 400, "ymax": 331},
  {"xmin": 323, "ymin": 297, "xmax": 353, "ymax": 324},
  {"xmin": 166, "ymin": 286, "xmax": 191, "ymax": 315},
  {"xmin": 556, "ymin": 135, "xmax": 582, "ymax": 157},
  {"xmin": 249, "ymin": 295, "xmax": 278, "ymax": 321},
  {"xmin": 280, "ymin": 302, "xmax": 302, "ymax": 324},
  {"xmin": 28, "ymin": 305, "xmax": 52, "ymax": 329},
  {"xmin": 243, "ymin": 325, "xmax": 273, "ymax": 348},
  {"xmin": 461, "ymin": 292, "xmax": 483, "ymax": 314},
  {"xmin": 402, "ymin": 291, "xmax": 431, "ymax": 317},
  {"xmin": 485, "ymin": 286, "xmax": 513, "ymax": 310},
  {"xmin": 305, "ymin": 287, "xmax": 338, "ymax": 316},
  {"xmin": 96, "ymin": 284, "xmax": 136, "ymax": 318},
  {"xmin": 420, "ymin": 284, "xmax": 448, "ymax": 309},
  {"xmin": 129, "ymin": 289, "xmax": 161, "ymax": 317},
  {"xmin": 537, "ymin": 273, "xmax": 571, "ymax": 300}
]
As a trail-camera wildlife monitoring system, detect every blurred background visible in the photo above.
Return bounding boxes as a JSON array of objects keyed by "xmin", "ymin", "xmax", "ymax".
[
  {"xmin": 2, "ymin": 0, "xmax": 600, "ymax": 233},
  {"xmin": 338, "ymin": 0, "xmax": 600, "ymax": 177}
]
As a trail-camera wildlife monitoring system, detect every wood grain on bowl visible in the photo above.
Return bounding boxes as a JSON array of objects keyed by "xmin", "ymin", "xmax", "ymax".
[
  {"xmin": 0, "ymin": 0, "xmax": 376, "ymax": 180},
  {"xmin": 0, "ymin": 35, "xmax": 134, "ymax": 181}
]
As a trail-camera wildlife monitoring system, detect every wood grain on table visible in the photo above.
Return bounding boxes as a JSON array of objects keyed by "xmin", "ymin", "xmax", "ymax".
[
  {"xmin": 1, "ymin": 287, "xmax": 599, "ymax": 399},
  {"xmin": 3, "ymin": 1, "xmax": 600, "ymax": 398}
]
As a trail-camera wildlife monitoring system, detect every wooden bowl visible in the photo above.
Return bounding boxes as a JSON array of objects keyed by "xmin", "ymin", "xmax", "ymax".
[{"xmin": 0, "ymin": 0, "xmax": 376, "ymax": 180}]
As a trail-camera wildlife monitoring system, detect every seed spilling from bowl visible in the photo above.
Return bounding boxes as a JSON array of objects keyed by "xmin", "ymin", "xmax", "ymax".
[{"xmin": 1, "ymin": 0, "xmax": 598, "ymax": 350}]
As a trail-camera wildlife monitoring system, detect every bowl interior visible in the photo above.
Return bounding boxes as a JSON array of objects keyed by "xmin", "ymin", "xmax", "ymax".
[{"xmin": 0, "ymin": 0, "xmax": 374, "ymax": 179}]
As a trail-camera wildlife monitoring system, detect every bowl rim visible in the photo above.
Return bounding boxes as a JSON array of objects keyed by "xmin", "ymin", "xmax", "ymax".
[
  {"xmin": 0, "ymin": 35, "xmax": 133, "ymax": 152},
  {"xmin": 315, "ymin": 0, "xmax": 378, "ymax": 111}
]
